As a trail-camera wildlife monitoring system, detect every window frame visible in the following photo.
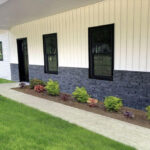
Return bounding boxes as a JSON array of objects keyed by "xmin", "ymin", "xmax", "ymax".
[
  {"xmin": 0, "ymin": 41, "xmax": 3, "ymax": 61},
  {"xmin": 43, "ymin": 33, "xmax": 58, "ymax": 74},
  {"xmin": 88, "ymin": 24, "xmax": 114, "ymax": 81}
]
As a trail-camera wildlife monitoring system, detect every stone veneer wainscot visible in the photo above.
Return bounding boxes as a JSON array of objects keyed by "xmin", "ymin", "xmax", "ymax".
[{"xmin": 11, "ymin": 63, "xmax": 150, "ymax": 110}]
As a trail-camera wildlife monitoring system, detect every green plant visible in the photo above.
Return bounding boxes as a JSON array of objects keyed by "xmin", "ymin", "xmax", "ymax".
[
  {"xmin": 72, "ymin": 87, "xmax": 89, "ymax": 103},
  {"xmin": 146, "ymin": 106, "xmax": 150, "ymax": 120},
  {"xmin": 104, "ymin": 96, "xmax": 123, "ymax": 112},
  {"xmin": 45, "ymin": 79, "xmax": 60, "ymax": 96},
  {"xmin": 30, "ymin": 79, "xmax": 45, "ymax": 89}
]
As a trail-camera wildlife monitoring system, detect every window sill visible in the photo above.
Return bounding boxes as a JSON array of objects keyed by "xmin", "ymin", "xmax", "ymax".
[{"xmin": 89, "ymin": 75, "xmax": 113, "ymax": 81}]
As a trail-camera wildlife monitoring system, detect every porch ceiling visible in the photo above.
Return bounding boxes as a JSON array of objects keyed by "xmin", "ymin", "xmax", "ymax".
[{"xmin": 0, "ymin": 0, "xmax": 103, "ymax": 29}]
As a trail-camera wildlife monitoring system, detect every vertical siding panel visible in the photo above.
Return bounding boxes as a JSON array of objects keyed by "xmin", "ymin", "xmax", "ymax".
[
  {"xmin": 89, "ymin": 5, "xmax": 94, "ymax": 27},
  {"xmin": 33, "ymin": 22, "xmax": 38, "ymax": 64},
  {"xmin": 47, "ymin": 16, "xmax": 51, "ymax": 33},
  {"xmin": 66, "ymin": 12, "xmax": 69, "ymax": 66},
  {"xmin": 10, "ymin": 31, "xmax": 18, "ymax": 63},
  {"xmin": 120, "ymin": 0, "xmax": 127, "ymax": 70},
  {"xmin": 68, "ymin": 11, "xmax": 73, "ymax": 67},
  {"xmin": 98, "ymin": 2, "xmax": 104, "ymax": 25},
  {"xmin": 109, "ymin": 0, "xmax": 115, "ymax": 24},
  {"xmin": 85, "ymin": 6, "xmax": 90, "ymax": 68},
  {"xmin": 53, "ymin": 15, "xmax": 56, "ymax": 33},
  {"xmin": 58, "ymin": 13, "xmax": 63, "ymax": 67},
  {"xmin": 93, "ymin": 3, "xmax": 99, "ymax": 26},
  {"xmin": 72, "ymin": 10, "xmax": 78, "ymax": 67},
  {"xmin": 28, "ymin": 24, "xmax": 31, "ymax": 65},
  {"xmin": 79, "ymin": 8, "xmax": 83, "ymax": 68},
  {"xmin": 51, "ymin": 16, "xmax": 54, "ymax": 33},
  {"xmin": 114, "ymin": 0, "xmax": 121, "ymax": 70},
  {"xmin": 104, "ymin": 0, "xmax": 110, "ymax": 24},
  {"xmin": 35, "ymin": 21, "xmax": 40, "ymax": 65},
  {"xmin": 44, "ymin": 17, "xmax": 48, "ymax": 35},
  {"xmin": 76, "ymin": 9, "xmax": 81, "ymax": 67},
  {"xmin": 55, "ymin": 14, "xmax": 60, "ymax": 66},
  {"xmin": 147, "ymin": 1, "xmax": 150, "ymax": 71},
  {"xmin": 71, "ymin": 11, "xmax": 75, "ymax": 67},
  {"xmin": 132, "ymin": 0, "xmax": 142, "ymax": 71},
  {"xmin": 139, "ymin": 0, "xmax": 149, "ymax": 71},
  {"xmin": 126, "ymin": 0, "xmax": 134, "ymax": 70},
  {"xmin": 65, "ymin": 12, "xmax": 70, "ymax": 66},
  {"xmin": 28, "ymin": 22, "xmax": 34, "ymax": 64},
  {"xmin": 61, "ymin": 13, "xmax": 66, "ymax": 66},
  {"xmin": 35, "ymin": 21, "xmax": 38, "ymax": 64},
  {"xmin": 64, "ymin": 12, "xmax": 68, "ymax": 67},
  {"xmin": 81, "ymin": 8, "xmax": 86, "ymax": 67}
]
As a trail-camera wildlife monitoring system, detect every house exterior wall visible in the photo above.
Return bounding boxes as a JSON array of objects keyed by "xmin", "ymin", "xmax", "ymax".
[
  {"xmin": 10, "ymin": 0, "xmax": 150, "ymax": 72},
  {"xmin": 9, "ymin": 0, "xmax": 150, "ymax": 110},
  {"xmin": 0, "ymin": 30, "xmax": 11, "ymax": 80}
]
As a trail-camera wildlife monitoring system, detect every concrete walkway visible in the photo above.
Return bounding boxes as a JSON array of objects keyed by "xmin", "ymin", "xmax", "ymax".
[{"xmin": 0, "ymin": 83, "xmax": 150, "ymax": 150}]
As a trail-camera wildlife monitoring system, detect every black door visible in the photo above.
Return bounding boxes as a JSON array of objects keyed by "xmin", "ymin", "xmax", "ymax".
[{"xmin": 17, "ymin": 38, "xmax": 29, "ymax": 82}]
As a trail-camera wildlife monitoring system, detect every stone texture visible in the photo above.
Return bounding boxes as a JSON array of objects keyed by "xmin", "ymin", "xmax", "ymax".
[{"xmin": 11, "ymin": 64, "xmax": 150, "ymax": 110}]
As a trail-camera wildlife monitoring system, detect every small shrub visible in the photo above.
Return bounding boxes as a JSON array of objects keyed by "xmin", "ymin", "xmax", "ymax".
[
  {"xmin": 123, "ymin": 111, "xmax": 135, "ymax": 119},
  {"xmin": 34, "ymin": 85, "xmax": 45, "ymax": 93},
  {"xmin": 60, "ymin": 93, "xmax": 70, "ymax": 101},
  {"xmin": 19, "ymin": 82, "xmax": 26, "ymax": 88},
  {"xmin": 87, "ymin": 98, "xmax": 98, "ymax": 107},
  {"xmin": 30, "ymin": 79, "xmax": 45, "ymax": 89},
  {"xmin": 146, "ymin": 106, "xmax": 150, "ymax": 120},
  {"xmin": 45, "ymin": 79, "xmax": 60, "ymax": 96},
  {"xmin": 72, "ymin": 87, "xmax": 89, "ymax": 103},
  {"xmin": 104, "ymin": 96, "xmax": 123, "ymax": 112}
]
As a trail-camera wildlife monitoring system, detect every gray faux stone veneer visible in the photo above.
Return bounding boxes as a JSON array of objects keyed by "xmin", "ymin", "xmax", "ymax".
[{"xmin": 11, "ymin": 63, "xmax": 150, "ymax": 110}]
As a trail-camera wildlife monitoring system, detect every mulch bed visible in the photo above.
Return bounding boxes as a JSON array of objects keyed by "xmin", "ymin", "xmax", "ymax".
[{"xmin": 13, "ymin": 86, "xmax": 150, "ymax": 129}]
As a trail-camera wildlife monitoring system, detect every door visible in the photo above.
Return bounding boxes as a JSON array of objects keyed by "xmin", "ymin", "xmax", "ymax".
[{"xmin": 17, "ymin": 38, "xmax": 29, "ymax": 82}]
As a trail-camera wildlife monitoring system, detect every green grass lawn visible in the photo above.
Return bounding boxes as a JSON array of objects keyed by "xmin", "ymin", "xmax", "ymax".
[
  {"xmin": 0, "ymin": 96, "xmax": 135, "ymax": 150},
  {"xmin": 0, "ymin": 78, "xmax": 14, "ymax": 83}
]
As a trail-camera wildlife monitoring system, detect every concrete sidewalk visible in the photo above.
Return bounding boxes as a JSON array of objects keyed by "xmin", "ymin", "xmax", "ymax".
[{"xmin": 0, "ymin": 83, "xmax": 150, "ymax": 150}]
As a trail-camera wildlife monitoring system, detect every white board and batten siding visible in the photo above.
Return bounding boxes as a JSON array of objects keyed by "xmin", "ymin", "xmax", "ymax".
[
  {"xmin": 10, "ymin": 0, "xmax": 150, "ymax": 72},
  {"xmin": 0, "ymin": 30, "xmax": 11, "ymax": 80}
]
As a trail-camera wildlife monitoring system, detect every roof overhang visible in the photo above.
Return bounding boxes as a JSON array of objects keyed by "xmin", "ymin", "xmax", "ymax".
[{"xmin": 0, "ymin": 0, "xmax": 103, "ymax": 29}]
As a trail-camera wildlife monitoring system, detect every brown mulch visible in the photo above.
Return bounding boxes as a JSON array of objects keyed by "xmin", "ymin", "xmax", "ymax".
[{"xmin": 13, "ymin": 86, "xmax": 150, "ymax": 129}]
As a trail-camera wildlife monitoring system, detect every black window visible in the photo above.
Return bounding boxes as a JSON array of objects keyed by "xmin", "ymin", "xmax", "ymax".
[
  {"xmin": 89, "ymin": 24, "xmax": 114, "ymax": 80},
  {"xmin": 43, "ymin": 33, "xmax": 58, "ymax": 74},
  {"xmin": 0, "ymin": 42, "xmax": 3, "ymax": 61}
]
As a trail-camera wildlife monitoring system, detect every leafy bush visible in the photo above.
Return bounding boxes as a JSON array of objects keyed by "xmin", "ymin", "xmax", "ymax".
[
  {"xmin": 72, "ymin": 87, "xmax": 89, "ymax": 103},
  {"xmin": 87, "ymin": 98, "xmax": 98, "ymax": 107},
  {"xmin": 60, "ymin": 93, "xmax": 70, "ymax": 101},
  {"xmin": 30, "ymin": 79, "xmax": 45, "ymax": 89},
  {"xmin": 19, "ymin": 82, "xmax": 26, "ymax": 88},
  {"xmin": 146, "ymin": 106, "xmax": 150, "ymax": 120},
  {"xmin": 104, "ymin": 96, "xmax": 123, "ymax": 112},
  {"xmin": 45, "ymin": 79, "xmax": 60, "ymax": 96},
  {"xmin": 34, "ymin": 85, "xmax": 45, "ymax": 93}
]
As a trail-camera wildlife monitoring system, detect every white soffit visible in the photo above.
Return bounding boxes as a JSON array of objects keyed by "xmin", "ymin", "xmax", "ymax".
[
  {"xmin": 0, "ymin": 0, "xmax": 103, "ymax": 29},
  {"xmin": 0, "ymin": 0, "xmax": 8, "ymax": 5}
]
